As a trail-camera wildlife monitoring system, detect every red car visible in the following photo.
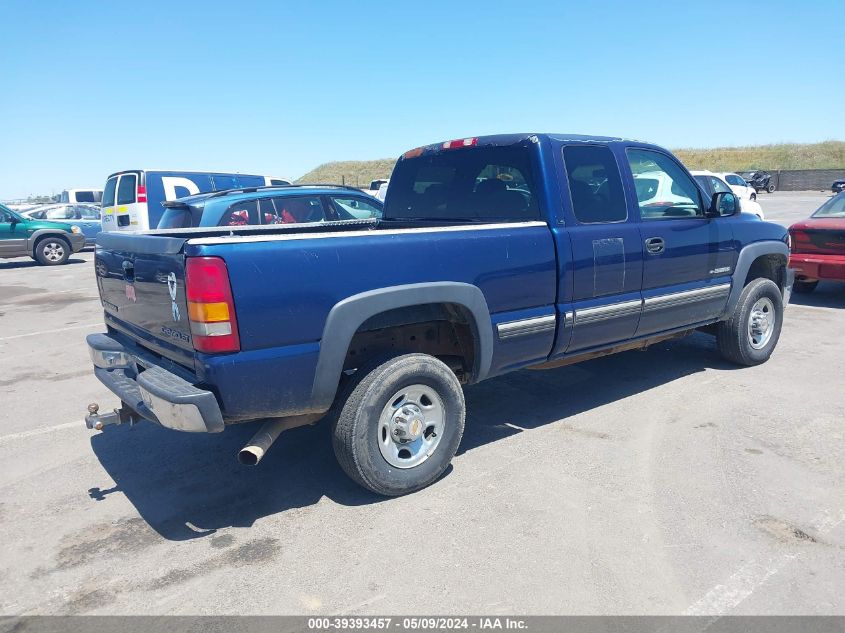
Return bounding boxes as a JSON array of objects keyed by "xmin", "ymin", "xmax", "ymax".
[{"xmin": 788, "ymin": 192, "xmax": 845, "ymax": 293}]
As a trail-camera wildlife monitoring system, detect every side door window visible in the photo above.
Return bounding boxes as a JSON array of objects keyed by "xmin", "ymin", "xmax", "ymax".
[
  {"xmin": 220, "ymin": 200, "xmax": 259, "ymax": 226},
  {"xmin": 268, "ymin": 196, "xmax": 326, "ymax": 224},
  {"xmin": 330, "ymin": 196, "xmax": 382, "ymax": 220},
  {"xmin": 627, "ymin": 150, "xmax": 703, "ymax": 219}
]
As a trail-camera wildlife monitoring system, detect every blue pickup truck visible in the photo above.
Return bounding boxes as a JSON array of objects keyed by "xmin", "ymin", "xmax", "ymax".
[{"xmin": 85, "ymin": 134, "xmax": 793, "ymax": 496}]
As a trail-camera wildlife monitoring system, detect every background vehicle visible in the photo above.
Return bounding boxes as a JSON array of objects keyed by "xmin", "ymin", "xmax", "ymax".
[
  {"xmin": 101, "ymin": 170, "xmax": 292, "ymax": 232},
  {"xmin": 364, "ymin": 179, "xmax": 389, "ymax": 197},
  {"xmin": 832, "ymin": 179, "xmax": 845, "ymax": 194},
  {"xmin": 741, "ymin": 170, "xmax": 776, "ymax": 194},
  {"xmin": 711, "ymin": 171, "xmax": 758, "ymax": 201},
  {"xmin": 788, "ymin": 191, "xmax": 845, "ymax": 293},
  {"xmin": 157, "ymin": 184, "xmax": 383, "ymax": 228},
  {"xmin": 59, "ymin": 188, "xmax": 103, "ymax": 204},
  {"xmin": 693, "ymin": 172, "xmax": 765, "ymax": 219},
  {"xmin": 0, "ymin": 203, "xmax": 86, "ymax": 264},
  {"xmin": 22, "ymin": 203, "xmax": 102, "ymax": 246},
  {"xmin": 86, "ymin": 134, "xmax": 792, "ymax": 497}
]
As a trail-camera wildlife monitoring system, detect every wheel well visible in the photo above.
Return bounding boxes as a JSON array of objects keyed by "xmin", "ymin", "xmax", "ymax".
[
  {"xmin": 343, "ymin": 303, "xmax": 477, "ymax": 383},
  {"xmin": 33, "ymin": 233, "xmax": 70, "ymax": 253},
  {"xmin": 745, "ymin": 253, "xmax": 787, "ymax": 292}
]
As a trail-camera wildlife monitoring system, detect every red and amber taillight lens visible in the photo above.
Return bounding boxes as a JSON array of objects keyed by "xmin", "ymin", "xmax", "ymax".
[{"xmin": 185, "ymin": 256, "xmax": 240, "ymax": 353}]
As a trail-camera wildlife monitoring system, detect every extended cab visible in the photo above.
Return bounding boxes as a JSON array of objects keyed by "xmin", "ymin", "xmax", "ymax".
[{"xmin": 85, "ymin": 134, "xmax": 794, "ymax": 496}]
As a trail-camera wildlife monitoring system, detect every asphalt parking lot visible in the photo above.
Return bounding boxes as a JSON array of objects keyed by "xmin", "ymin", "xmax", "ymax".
[{"xmin": 0, "ymin": 191, "xmax": 842, "ymax": 616}]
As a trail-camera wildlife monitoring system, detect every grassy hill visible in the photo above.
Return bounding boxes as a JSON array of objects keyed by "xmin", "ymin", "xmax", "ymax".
[
  {"xmin": 671, "ymin": 141, "xmax": 845, "ymax": 172},
  {"xmin": 296, "ymin": 159, "xmax": 398, "ymax": 187},
  {"xmin": 296, "ymin": 141, "xmax": 845, "ymax": 185}
]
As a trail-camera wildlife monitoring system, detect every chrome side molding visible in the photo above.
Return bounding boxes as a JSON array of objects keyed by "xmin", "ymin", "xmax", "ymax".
[{"xmin": 497, "ymin": 314, "xmax": 556, "ymax": 339}]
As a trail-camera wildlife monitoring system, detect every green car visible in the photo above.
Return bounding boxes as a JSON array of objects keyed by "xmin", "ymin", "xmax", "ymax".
[{"xmin": 0, "ymin": 203, "xmax": 86, "ymax": 265}]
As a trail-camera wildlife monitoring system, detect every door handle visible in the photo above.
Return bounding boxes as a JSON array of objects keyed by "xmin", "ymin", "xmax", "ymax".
[{"xmin": 645, "ymin": 237, "xmax": 665, "ymax": 254}]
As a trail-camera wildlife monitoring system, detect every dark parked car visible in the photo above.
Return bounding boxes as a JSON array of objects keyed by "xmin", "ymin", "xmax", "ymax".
[
  {"xmin": 788, "ymin": 191, "xmax": 845, "ymax": 293},
  {"xmin": 831, "ymin": 179, "xmax": 845, "ymax": 194}
]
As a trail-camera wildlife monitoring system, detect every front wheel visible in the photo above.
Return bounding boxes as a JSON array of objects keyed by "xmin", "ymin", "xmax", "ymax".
[
  {"xmin": 332, "ymin": 354, "xmax": 465, "ymax": 496},
  {"xmin": 716, "ymin": 278, "xmax": 784, "ymax": 366},
  {"xmin": 34, "ymin": 236, "xmax": 70, "ymax": 265},
  {"xmin": 766, "ymin": 183, "xmax": 776, "ymax": 193},
  {"xmin": 751, "ymin": 192, "xmax": 757, "ymax": 201}
]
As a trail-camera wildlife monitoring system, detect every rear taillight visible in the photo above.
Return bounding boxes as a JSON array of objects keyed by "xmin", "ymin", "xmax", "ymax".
[
  {"xmin": 185, "ymin": 257, "xmax": 240, "ymax": 353},
  {"xmin": 789, "ymin": 229, "xmax": 814, "ymax": 253},
  {"xmin": 137, "ymin": 184, "xmax": 147, "ymax": 203}
]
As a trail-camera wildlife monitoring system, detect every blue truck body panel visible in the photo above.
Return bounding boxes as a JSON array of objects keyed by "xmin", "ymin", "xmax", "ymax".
[{"xmin": 91, "ymin": 133, "xmax": 791, "ymax": 427}]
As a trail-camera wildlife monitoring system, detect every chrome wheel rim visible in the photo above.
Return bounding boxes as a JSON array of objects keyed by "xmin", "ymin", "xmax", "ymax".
[
  {"xmin": 378, "ymin": 384, "xmax": 445, "ymax": 469},
  {"xmin": 748, "ymin": 297, "xmax": 775, "ymax": 349},
  {"xmin": 42, "ymin": 242, "xmax": 65, "ymax": 262}
]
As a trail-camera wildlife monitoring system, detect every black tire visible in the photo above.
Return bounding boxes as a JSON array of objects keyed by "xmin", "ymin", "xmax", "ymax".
[
  {"xmin": 766, "ymin": 183, "xmax": 776, "ymax": 193},
  {"xmin": 751, "ymin": 192, "xmax": 757, "ymax": 201},
  {"xmin": 33, "ymin": 236, "xmax": 71, "ymax": 265},
  {"xmin": 716, "ymin": 278, "xmax": 783, "ymax": 366},
  {"xmin": 332, "ymin": 353, "xmax": 465, "ymax": 496},
  {"xmin": 793, "ymin": 280, "xmax": 818, "ymax": 294}
]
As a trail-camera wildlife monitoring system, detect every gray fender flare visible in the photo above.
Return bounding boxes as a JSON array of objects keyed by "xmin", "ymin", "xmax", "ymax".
[
  {"xmin": 309, "ymin": 282, "xmax": 493, "ymax": 413},
  {"xmin": 27, "ymin": 229, "xmax": 74, "ymax": 254},
  {"xmin": 722, "ymin": 240, "xmax": 789, "ymax": 318}
]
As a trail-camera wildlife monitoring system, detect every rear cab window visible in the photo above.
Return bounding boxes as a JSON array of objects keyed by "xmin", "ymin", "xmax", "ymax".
[{"xmin": 385, "ymin": 143, "xmax": 540, "ymax": 222}]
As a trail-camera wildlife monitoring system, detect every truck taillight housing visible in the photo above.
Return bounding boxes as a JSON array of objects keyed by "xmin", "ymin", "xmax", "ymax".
[
  {"xmin": 185, "ymin": 257, "xmax": 240, "ymax": 353},
  {"xmin": 137, "ymin": 184, "xmax": 147, "ymax": 203}
]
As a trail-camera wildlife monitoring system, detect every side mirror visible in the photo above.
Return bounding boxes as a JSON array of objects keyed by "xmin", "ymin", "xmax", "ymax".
[
  {"xmin": 9, "ymin": 215, "xmax": 19, "ymax": 226},
  {"xmin": 708, "ymin": 191, "xmax": 738, "ymax": 218}
]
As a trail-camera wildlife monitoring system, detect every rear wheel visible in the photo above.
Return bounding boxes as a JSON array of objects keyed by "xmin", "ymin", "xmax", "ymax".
[
  {"xmin": 332, "ymin": 353, "xmax": 465, "ymax": 496},
  {"xmin": 793, "ymin": 280, "xmax": 818, "ymax": 294},
  {"xmin": 717, "ymin": 278, "xmax": 783, "ymax": 366},
  {"xmin": 34, "ymin": 236, "xmax": 70, "ymax": 265}
]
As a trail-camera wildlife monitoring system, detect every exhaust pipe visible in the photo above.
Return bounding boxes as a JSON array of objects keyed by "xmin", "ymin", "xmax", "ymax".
[{"xmin": 237, "ymin": 414, "xmax": 321, "ymax": 465}]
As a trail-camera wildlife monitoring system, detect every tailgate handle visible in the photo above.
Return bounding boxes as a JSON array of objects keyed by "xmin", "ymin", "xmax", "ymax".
[{"xmin": 122, "ymin": 260, "xmax": 135, "ymax": 282}]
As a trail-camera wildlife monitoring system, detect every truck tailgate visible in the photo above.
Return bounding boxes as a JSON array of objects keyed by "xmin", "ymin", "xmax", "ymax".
[{"xmin": 95, "ymin": 232, "xmax": 195, "ymax": 368}]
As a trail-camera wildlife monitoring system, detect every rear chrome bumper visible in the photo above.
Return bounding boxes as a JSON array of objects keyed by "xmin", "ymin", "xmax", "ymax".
[{"xmin": 87, "ymin": 332, "xmax": 224, "ymax": 433}]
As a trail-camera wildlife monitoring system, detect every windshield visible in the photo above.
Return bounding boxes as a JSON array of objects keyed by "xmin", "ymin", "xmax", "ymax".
[
  {"xmin": 812, "ymin": 193, "xmax": 845, "ymax": 218},
  {"xmin": 385, "ymin": 144, "xmax": 540, "ymax": 221}
]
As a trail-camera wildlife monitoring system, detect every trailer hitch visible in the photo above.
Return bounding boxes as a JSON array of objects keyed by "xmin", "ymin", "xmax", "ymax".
[{"xmin": 85, "ymin": 403, "xmax": 139, "ymax": 431}]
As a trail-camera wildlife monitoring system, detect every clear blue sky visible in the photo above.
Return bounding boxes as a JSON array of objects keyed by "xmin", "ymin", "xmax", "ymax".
[{"xmin": 1, "ymin": 0, "xmax": 842, "ymax": 199}]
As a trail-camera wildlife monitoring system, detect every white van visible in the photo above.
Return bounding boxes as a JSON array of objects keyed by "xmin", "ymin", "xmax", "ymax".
[
  {"xmin": 60, "ymin": 188, "xmax": 103, "ymax": 204},
  {"xmin": 101, "ymin": 170, "xmax": 291, "ymax": 231}
]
